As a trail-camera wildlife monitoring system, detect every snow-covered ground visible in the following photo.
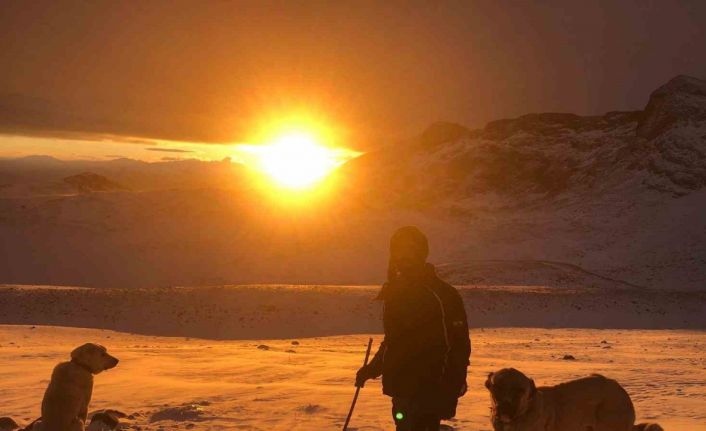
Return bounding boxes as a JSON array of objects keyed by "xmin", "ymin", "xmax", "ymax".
[
  {"xmin": 1, "ymin": 284, "xmax": 704, "ymax": 430},
  {"xmin": 1, "ymin": 325, "xmax": 704, "ymax": 430}
]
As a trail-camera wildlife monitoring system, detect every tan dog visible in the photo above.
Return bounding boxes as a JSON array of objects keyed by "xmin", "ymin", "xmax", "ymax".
[
  {"xmin": 38, "ymin": 344, "xmax": 119, "ymax": 431},
  {"xmin": 485, "ymin": 368, "xmax": 663, "ymax": 431}
]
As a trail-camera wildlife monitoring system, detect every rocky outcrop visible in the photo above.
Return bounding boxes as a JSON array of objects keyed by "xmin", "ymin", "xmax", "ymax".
[
  {"xmin": 639, "ymin": 76, "xmax": 706, "ymax": 194},
  {"xmin": 637, "ymin": 75, "xmax": 706, "ymax": 139},
  {"xmin": 0, "ymin": 417, "xmax": 19, "ymax": 431},
  {"xmin": 419, "ymin": 121, "xmax": 473, "ymax": 148}
]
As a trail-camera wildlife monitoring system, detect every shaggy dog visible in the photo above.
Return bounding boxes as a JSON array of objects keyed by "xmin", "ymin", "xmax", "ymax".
[
  {"xmin": 38, "ymin": 344, "xmax": 119, "ymax": 431},
  {"xmin": 485, "ymin": 368, "xmax": 662, "ymax": 431}
]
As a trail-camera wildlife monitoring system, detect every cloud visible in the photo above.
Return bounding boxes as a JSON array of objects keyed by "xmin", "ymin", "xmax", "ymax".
[
  {"xmin": 0, "ymin": 92, "xmax": 233, "ymax": 145},
  {"xmin": 145, "ymin": 147, "xmax": 195, "ymax": 153}
]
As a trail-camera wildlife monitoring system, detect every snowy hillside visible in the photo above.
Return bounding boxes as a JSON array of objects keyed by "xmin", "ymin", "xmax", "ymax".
[
  {"xmin": 340, "ymin": 75, "xmax": 706, "ymax": 289},
  {"xmin": 344, "ymin": 75, "xmax": 706, "ymax": 204}
]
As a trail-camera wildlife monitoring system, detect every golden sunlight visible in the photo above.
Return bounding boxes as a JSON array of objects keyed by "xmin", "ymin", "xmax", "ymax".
[
  {"xmin": 257, "ymin": 132, "xmax": 338, "ymax": 189},
  {"xmin": 234, "ymin": 124, "xmax": 361, "ymax": 191}
]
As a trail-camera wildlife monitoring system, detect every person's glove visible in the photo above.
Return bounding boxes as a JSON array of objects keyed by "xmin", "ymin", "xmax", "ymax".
[{"xmin": 355, "ymin": 364, "xmax": 374, "ymax": 388}]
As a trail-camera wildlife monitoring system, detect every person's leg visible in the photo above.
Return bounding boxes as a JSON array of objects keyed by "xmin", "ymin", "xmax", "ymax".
[
  {"xmin": 392, "ymin": 397, "xmax": 411, "ymax": 431},
  {"xmin": 418, "ymin": 414, "xmax": 441, "ymax": 431},
  {"xmin": 392, "ymin": 398, "xmax": 441, "ymax": 431}
]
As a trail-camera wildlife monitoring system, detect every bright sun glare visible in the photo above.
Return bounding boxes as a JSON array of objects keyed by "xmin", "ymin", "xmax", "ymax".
[
  {"xmin": 233, "ymin": 128, "xmax": 358, "ymax": 191},
  {"xmin": 258, "ymin": 132, "xmax": 339, "ymax": 189},
  {"xmin": 232, "ymin": 112, "xmax": 362, "ymax": 192}
]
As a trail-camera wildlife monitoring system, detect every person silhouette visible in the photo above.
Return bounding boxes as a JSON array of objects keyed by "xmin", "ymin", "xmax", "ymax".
[{"xmin": 356, "ymin": 226, "xmax": 471, "ymax": 431}]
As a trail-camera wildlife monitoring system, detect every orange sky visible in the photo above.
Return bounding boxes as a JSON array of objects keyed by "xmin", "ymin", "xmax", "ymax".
[
  {"xmin": 0, "ymin": 135, "xmax": 238, "ymax": 162},
  {"xmin": 1, "ymin": 0, "xmax": 705, "ymax": 160}
]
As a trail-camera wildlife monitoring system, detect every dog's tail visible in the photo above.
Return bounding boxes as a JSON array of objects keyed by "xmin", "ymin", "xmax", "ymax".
[{"xmin": 634, "ymin": 423, "xmax": 664, "ymax": 431}]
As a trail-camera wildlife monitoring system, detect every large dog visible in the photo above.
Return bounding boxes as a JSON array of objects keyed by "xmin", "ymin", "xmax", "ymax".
[
  {"xmin": 485, "ymin": 368, "xmax": 663, "ymax": 431},
  {"xmin": 37, "ymin": 343, "xmax": 119, "ymax": 431}
]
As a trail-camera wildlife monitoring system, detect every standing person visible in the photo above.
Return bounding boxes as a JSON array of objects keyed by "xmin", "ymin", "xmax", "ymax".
[{"xmin": 355, "ymin": 226, "xmax": 471, "ymax": 431}]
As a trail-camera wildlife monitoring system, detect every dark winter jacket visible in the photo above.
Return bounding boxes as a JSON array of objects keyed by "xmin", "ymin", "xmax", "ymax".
[{"xmin": 367, "ymin": 263, "xmax": 471, "ymax": 414}]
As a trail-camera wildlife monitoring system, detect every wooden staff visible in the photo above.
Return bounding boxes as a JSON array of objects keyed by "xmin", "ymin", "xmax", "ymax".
[{"xmin": 342, "ymin": 337, "xmax": 373, "ymax": 431}]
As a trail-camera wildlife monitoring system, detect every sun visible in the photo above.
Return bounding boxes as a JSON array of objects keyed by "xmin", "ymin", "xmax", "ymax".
[
  {"xmin": 257, "ymin": 132, "xmax": 339, "ymax": 189},
  {"xmin": 231, "ymin": 112, "xmax": 362, "ymax": 193},
  {"xmin": 234, "ymin": 129, "xmax": 358, "ymax": 191}
]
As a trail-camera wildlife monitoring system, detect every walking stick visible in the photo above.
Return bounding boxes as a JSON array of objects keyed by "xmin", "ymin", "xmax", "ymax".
[{"xmin": 342, "ymin": 337, "xmax": 373, "ymax": 431}]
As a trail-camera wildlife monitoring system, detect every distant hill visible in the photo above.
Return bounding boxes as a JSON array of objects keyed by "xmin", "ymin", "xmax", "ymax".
[
  {"xmin": 0, "ymin": 156, "xmax": 244, "ymax": 197},
  {"xmin": 63, "ymin": 172, "xmax": 125, "ymax": 193}
]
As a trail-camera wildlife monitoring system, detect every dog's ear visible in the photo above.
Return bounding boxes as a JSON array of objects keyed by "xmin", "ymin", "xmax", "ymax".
[
  {"xmin": 485, "ymin": 372, "xmax": 494, "ymax": 390},
  {"xmin": 70, "ymin": 343, "xmax": 90, "ymax": 361},
  {"xmin": 529, "ymin": 379, "xmax": 537, "ymax": 397}
]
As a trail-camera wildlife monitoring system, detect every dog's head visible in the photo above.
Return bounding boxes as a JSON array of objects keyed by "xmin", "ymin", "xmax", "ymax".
[
  {"xmin": 485, "ymin": 368, "xmax": 536, "ymax": 425},
  {"xmin": 70, "ymin": 343, "xmax": 119, "ymax": 374}
]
